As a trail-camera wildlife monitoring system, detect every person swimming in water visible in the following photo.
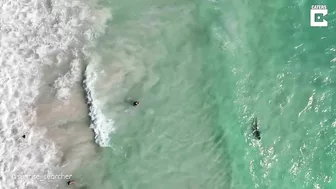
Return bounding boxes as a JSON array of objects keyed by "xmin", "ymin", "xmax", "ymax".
[
  {"xmin": 132, "ymin": 101, "xmax": 139, "ymax": 106},
  {"xmin": 251, "ymin": 117, "xmax": 261, "ymax": 140},
  {"xmin": 67, "ymin": 180, "xmax": 75, "ymax": 185}
]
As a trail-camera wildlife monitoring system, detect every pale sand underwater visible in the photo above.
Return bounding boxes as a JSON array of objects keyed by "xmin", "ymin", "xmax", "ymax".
[{"xmin": 36, "ymin": 64, "xmax": 99, "ymax": 174}]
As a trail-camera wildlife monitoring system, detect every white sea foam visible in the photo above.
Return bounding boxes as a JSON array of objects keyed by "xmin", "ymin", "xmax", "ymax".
[
  {"xmin": 84, "ymin": 54, "xmax": 116, "ymax": 147},
  {"xmin": 0, "ymin": 0, "xmax": 110, "ymax": 188},
  {"xmin": 54, "ymin": 59, "xmax": 81, "ymax": 100}
]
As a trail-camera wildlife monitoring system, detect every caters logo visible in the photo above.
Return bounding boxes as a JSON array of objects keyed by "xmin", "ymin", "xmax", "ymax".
[{"xmin": 310, "ymin": 5, "xmax": 328, "ymax": 27}]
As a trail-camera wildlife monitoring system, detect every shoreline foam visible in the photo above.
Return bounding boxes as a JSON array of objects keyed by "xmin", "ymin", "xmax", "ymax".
[{"xmin": 0, "ymin": 0, "xmax": 111, "ymax": 188}]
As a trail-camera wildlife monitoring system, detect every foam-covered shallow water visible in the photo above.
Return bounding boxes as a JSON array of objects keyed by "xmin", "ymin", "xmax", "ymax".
[{"xmin": 0, "ymin": 0, "xmax": 110, "ymax": 188}]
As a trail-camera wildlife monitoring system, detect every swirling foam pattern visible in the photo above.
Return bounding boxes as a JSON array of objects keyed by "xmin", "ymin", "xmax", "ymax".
[{"xmin": 0, "ymin": 0, "xmax": 110, "ymax": 188}]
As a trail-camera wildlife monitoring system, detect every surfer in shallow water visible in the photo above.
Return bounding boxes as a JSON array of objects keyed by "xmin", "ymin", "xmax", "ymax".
[{"xmin": 252, "ymin": 117, "xmax": 261, "ymax": 140}]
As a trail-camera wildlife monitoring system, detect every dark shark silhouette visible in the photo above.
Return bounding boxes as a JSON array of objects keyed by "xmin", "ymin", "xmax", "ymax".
[{"xmin": 252, "ymin": 117, "xmax": 261, "ymax": 140}]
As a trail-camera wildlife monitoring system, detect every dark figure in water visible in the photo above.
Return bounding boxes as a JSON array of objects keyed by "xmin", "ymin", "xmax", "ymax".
[
  {"xmin": 133, "ymin": 101, "xmax": 139, "ymax": 106},
  {"xmin": 252, "ymin": 117, "xmax": 261, "ymax": 140},
  {"xmin": 67, "ymin": 180, "xmax": 75, "ymax": 185}
]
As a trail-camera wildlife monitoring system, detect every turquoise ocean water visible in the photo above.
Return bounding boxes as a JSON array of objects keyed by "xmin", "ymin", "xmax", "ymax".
[{"xmin": 78, "ymin": 0, "xmax": 336, "ymax": 188}]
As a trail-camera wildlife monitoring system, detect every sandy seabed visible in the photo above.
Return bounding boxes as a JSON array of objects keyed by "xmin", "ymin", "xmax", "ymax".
[{"xmin": 35, "ymin": 63, "xmax": 102, "ymax": 189}]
